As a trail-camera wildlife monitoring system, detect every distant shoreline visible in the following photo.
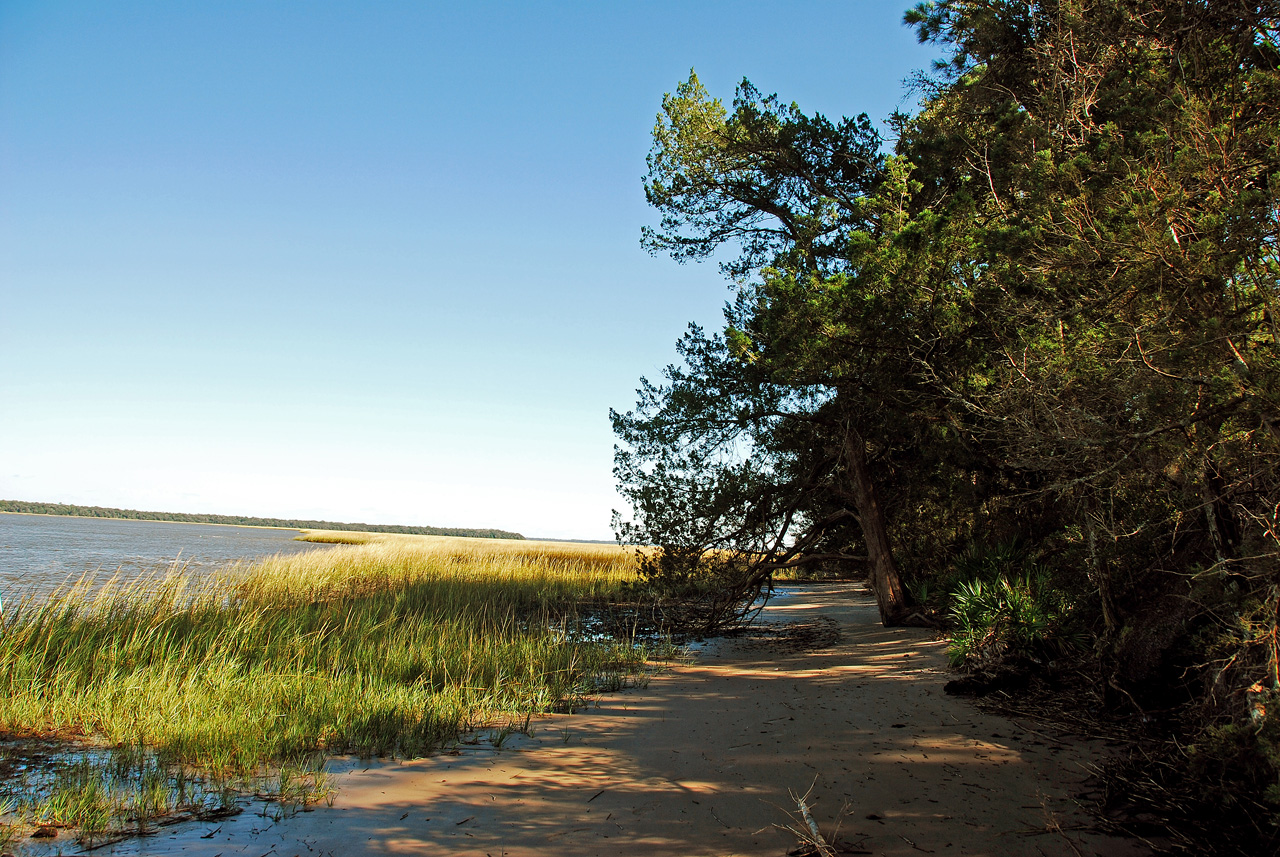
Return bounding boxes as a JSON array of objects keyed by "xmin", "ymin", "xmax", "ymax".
[
  {"xmin": 0, "ymin": 509, "xmax": 302, "ymax": 532},
  {"xmin": 0, "ymin": 500, "xmax": 525, "ymax": 540}
]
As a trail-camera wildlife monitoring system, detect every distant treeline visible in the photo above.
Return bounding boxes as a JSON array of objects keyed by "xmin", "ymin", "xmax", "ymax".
[{"xmin": 0, "ymin": 500, "xmax": 525, "ymax": 540}]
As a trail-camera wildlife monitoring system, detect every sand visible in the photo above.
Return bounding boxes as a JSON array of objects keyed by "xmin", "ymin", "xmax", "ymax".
[{"xmin": 88, "ymin": 583, "xmax": 1151, "ymax": 856}]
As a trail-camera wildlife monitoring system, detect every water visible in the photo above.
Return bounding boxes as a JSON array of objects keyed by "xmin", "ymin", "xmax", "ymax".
[{"xmin": 0, "ymin": 513, "xmax": 330, "ymax": 603}]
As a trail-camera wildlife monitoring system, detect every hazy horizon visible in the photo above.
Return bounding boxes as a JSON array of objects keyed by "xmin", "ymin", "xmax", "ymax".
[{"xmin": 2, "ymin": 1, "xmax": 941, "ymax": 540}]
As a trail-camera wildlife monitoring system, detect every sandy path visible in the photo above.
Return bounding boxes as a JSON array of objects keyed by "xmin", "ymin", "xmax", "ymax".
[{"xmin": 97, "ymin": 584, "xmax": 1149, "ymax": 856}]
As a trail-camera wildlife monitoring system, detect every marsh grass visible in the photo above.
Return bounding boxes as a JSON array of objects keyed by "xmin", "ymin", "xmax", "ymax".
[
  {"xmin": 0, "ymin": 534, "xmax": 654, "ymax": 843},
  {"xmin": 0, "ymin": 739, "xmax": 263, "ymax": 848}
]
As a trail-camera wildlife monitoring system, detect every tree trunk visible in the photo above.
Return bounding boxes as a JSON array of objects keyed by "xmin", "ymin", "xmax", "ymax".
[
  {"xmin": 1201, "ymin": 453, "xmax": 1240, "ymax": 572},
  {"xmin": 1084, "ymin": 507, "xmax": 1120, "ymax": 635},
  {"xmin": 843, "ymin": 428, "xmax": 912, "ymax": 626}
]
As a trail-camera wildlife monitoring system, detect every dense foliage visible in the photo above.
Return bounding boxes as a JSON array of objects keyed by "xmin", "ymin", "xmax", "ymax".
[
  {"xmin": 615, "ymin": 0, "xmax": 1280, "ymax": 845},
  {"xmin": 0, "ymin": 500, "xmax": 525, "ymax": 540}
]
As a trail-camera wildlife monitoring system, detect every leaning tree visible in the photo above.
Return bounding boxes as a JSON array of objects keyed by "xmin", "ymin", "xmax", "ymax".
[{"xmin": 613, "ymin": 75, "xmax": 957, "ymax": 627}]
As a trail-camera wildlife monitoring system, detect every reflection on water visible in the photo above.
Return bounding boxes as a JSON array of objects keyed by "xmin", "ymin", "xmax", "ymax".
[{"xmin": 0, "ymin": 513, "xmax": 329, "ymax": 603}]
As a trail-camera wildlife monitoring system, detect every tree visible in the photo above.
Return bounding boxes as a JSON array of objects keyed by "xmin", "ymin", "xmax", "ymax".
[
  {"xmin": 618, "ymin": 0, "xmax": 1280, "ymax": 639},
  {"xmin": 615, "ymin": 75, "xmax": 944, "ymax": 626},
  {"xmin": 898, "ymin": 0, "xmax": 1280, "ymax": 634},
  {"xmin": 619, "ymin": 0, "xmax": 1280, "ymax": 841}
]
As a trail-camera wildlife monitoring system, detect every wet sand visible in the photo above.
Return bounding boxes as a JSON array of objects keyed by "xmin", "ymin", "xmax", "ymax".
[{"xmin": 92, "ymin": 584, "xmax": 1150, "ymax": 856}]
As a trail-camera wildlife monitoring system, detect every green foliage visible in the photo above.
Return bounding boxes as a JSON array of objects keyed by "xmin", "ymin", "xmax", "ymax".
[
  {"xmin": 1186, "ymin": 707, "xmax": 1280, "ymax": 821},
  {"xmin": 946, "ymin": 573, "xmax": 1077, "ymax": 668},
  {"xmin": 616, "ymin": 71, "xmax": 933, "ymax": 623},
  {"xmin": 642, "ymin": 72, "xmax": 883, "ymax": 278},
  {"xmin": 621, "ymin": 2, "xmax": 1280, "ymax": 842},
  {"xmin": 623, "ymin": 545, "xmax": 765, "ymax": 635},
  {"xmin": 1163, "ymin": 586, "xmax": 1280, "ymax": 823}
]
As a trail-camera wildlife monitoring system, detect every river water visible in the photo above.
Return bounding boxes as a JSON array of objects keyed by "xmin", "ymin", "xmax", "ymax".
[{"xmin": 0, "ymin": 513, "xmax": 330, "ymax": 603}]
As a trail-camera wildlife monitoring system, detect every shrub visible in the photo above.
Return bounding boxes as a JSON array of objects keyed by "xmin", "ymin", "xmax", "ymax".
[{"xmin": 947, "ymin": 572, "xmax": 1078, "ymax": 668}]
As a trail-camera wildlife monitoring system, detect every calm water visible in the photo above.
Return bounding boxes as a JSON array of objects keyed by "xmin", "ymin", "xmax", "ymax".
[{"xmin": 0, "ymin": 513, "xmax": 330, "ymax": 602}]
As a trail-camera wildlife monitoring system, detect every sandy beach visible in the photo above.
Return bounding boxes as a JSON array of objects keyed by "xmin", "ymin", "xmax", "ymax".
[{"xmin": 80, "ymin": 583, "xmax": 1150, "ymax": 857}]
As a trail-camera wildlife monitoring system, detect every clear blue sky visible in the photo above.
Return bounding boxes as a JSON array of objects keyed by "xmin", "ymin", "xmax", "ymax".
[{"xmin": 1, "ymin": 1, "xmax": 940, "ymax": 539}]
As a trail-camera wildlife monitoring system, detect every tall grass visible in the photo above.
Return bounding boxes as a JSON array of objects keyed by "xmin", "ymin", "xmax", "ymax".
[{"xmin": 0, "ymin": 535, "xmax": 650, "ymax": 838}]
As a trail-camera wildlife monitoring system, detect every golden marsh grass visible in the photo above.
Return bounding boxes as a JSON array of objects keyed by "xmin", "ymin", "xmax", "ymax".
[{"xmin": 0, "ymin": 533, "xmax": 652, "ymax": 839}]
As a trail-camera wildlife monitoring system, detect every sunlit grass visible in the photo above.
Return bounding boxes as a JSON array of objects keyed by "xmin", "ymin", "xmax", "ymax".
[{"xmin": 0, "ymin": 534, "xmax": 652, "ymax": 842}]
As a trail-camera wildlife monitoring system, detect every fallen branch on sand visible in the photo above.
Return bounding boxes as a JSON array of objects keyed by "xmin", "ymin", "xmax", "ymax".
[{"xmin": 775, "ymin": 781, "xmax": 869, "ymax": 857}]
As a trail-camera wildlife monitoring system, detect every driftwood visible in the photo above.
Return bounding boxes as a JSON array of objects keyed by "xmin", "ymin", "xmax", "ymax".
[
  {"xmin": 796, "ymin": 795, "xmax": 832, "ymax": 857},
  {"xmin": 776, "ymin": 782, "xmax": 844, "ymax": 857}
]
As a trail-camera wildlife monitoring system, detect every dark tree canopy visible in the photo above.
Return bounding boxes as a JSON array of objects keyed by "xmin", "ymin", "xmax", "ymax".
[{"xmin": 616, "ymin": 2, "xmax": 1280, "ymax": 840}]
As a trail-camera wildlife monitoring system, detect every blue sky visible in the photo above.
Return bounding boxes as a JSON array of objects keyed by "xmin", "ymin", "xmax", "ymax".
[{"xmin": 1, "ymin": 1, "xmax": 940, "ymax": 539}]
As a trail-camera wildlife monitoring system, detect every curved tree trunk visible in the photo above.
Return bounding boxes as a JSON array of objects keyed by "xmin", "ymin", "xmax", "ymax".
[{"xmin": 843, "ymin": 428, "xmax": 913, "ymax": 626}]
